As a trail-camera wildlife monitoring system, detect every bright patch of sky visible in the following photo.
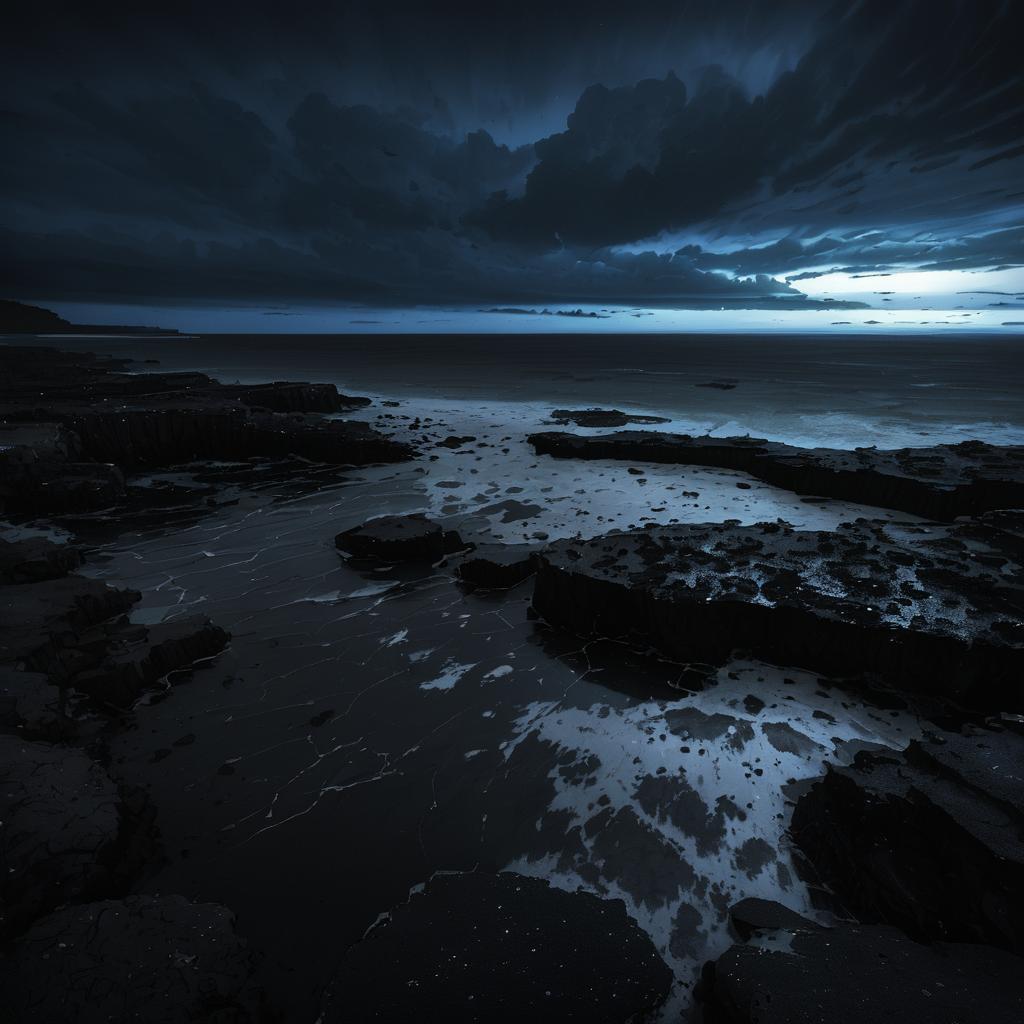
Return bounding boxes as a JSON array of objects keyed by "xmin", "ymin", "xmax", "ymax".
[
  {"xmin": 39, "ymin": 298, "xmax": 1024, "ymax": 335},
  {"xmin": 795, "ymin": 267, "xmax": 1024, "ymax": 311}
]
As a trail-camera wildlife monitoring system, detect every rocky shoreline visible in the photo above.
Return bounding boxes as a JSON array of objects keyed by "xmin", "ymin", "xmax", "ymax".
[
  {"xmin": 1, "ymin": 340, "xmax": 1022, "ymax": 1021},
  {"xmin": 529, "ymin": 429, "xmax": 1024, "ymax": 519},
  {"xmin": 0, "ymin": 341, "xmax": 417, "ymax": 1020}
]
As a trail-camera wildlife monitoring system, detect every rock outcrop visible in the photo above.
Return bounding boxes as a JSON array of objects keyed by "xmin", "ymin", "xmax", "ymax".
[
  {"xmin": 0, "ymin": 535, "xmax": 229, "ymax": 715},
  {"xmin": 699, "ymin": 902, "xmax": 1024, "ymax": 1024},
  {"xmin": 549, "ymin": 408, "xmax": 670, "ymax": 428},
  {"xmin": 528, "ymin": 430, "xmax": 1024, "ymax": 519},
  {"xmin": 0, "ymin": 534, "xmax": 83, "ymax": 583},
  {"xmin": 455, "ymin": 543, "xmax": 539, "ymax": 588},
  {"xmin": 790, "ymin": 726, "xmax": 1024, "ymax": 951},
  {"xmin": 336, "ymin": 513, "xmax": 465, "ymax": 562},
  {"xmin": 530, "ymin": 516, "xmax": 1024, "ymax": 708},
  {"xmin": 0, "ymin": 344, "xmax": 412, "ymax": 515},
  {"xmin": 0, "ymin": 735, "xmax": 155, "ymax": 939},
  {"xmin": 321, "ymin": 872, "xmax": 672, "ymax": 1022},
  {"xmin": 0, "ymin": 895, "xmax": 267, "ymax": 1023}
]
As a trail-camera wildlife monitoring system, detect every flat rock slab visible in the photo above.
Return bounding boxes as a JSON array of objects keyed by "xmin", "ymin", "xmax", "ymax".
[
  {"xmin": 322, "ymin": 872, "xmax": 671, "ymax": 1022},
  {"xmin": 532, "ymin": 516, "xmax": 1024, "ymax": 708},
  {"xmin": 704, "ymin": 921, "xmax": 1024, "ymax": 1024},
  {"xmin": 455, "ymin": 544, "xmax": 539, "ymax": 588},
  {"xmin": 0, "ymin": 895, "xmax": 266, "ymax": 1023},
  {"xmin": 790, "ymin": 726, "xmax": 1024, "ymax": 951},
  {"xmin": 528, "ymin": 431, "xmax": 1024, "ymax": 519},
  {"xmin": 336, "ymin": 513, "xmax": 463, "ymax": 562},
  {"xmin": 549, "ymin": 409, "xmax": 670, "ymax": 428},
  {"xmin": 0, "ymin": 735, "xmax": 123, "ymax": 937}
]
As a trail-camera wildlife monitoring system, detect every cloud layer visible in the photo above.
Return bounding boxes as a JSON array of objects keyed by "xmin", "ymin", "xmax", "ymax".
[{"xmin": 1, "ymin": 0, "xmax": 1021, "ymax": 306}]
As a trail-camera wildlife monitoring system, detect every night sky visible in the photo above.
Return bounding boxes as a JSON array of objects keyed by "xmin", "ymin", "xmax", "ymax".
[{"xmin": 2, "ymin": 0, "xmax": 1022, "ymax": 319}]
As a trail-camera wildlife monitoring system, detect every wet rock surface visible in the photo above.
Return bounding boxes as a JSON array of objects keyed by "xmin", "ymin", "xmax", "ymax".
[
  {"xmin": 0, "ymin": 345, "xmax": 411, "ymax": 515},
  {"xmin": 1, "ymin": 335, "xmax": 1022, "ymax": 1021},
  {"xmin": 455, "ymin": 543, "xmax": 540, "ymax": 588},
  {"xmin": 790, "ymin": 725, "xmax": 1024, "ymax": 951},
  {"xmin": 0, "ymin": 895, "xmax": 266, "ymax": 1023},
  {"xmin": 336, "ymin": 512, "xmax": 464, "ymax": 562},
  {"xmin": 532, "ymin": 516, "xmax": 1024, "ymax": 708},
  {"xmin": 700, "ymin": 915, "xmax": 1024, "ymax": 1024},
  {"xmin": 0, "ymin": 548, "xmax": 227, "ymax": 707},
  {"xmin": 529, "ymin": 430, "xmax": 1024, "ymax": 519},
  {"xmin": 550, "ymin": 408, "xmax": 671, "ymax": 428},
  {"xmin": 322, "ymin": 872, "xmax": 672, "ymax": 1022}
]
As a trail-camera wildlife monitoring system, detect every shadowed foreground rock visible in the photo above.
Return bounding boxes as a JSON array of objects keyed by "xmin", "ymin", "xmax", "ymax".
[
  {"xmin": 322, "ymin": 872, "xmax": 672, "ymax": 1022},
  {"xmin": 0, "ymin": 535, "xmax": 83, "ymax": 583},
  {"xmin": 528, "ymin": 430, "xmax": 1024, "ymax": 519},
  {"xmin": 790, "ymin": 726, "xmax": 1024, "ymax": 952},
  {"xmin": 0, "ymin": 895, "xmax": 267, "ymax": 1023},
  {"xmin": 0, "ymin": 735, "xmax": 154, "ymax": 939},
  {"xmin": 531, "ymin": 515, "xmax": 1024, "ymax": 709},
  {"xmin": 336, "ymin": 513, "xmax": 464, "ymax": 562},
  {"xmin": 0, "ymin": 534, "xmax": 229, "ymax": 717},
  {"xmin": 699, "ymin": 907, "xmax": 1024, "ymax": 1024}
]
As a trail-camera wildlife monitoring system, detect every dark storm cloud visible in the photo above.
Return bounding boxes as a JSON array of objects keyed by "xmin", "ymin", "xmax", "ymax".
[
  {"xmin": 679, "ymin": 225, "xmax": 1024, "ymax": 281},
  {"xmin": 1, "ymin": 0, "xmax": 1021, "ymax": 306},
  {"xmin": 475, "ymin": 1, "xmax": 1024, "ymax": 249}
]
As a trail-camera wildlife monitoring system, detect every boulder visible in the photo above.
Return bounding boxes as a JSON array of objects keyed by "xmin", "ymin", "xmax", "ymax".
[
  {"xmin": 456, "ymin": 544, "xmax": 539, "ymax": 588},
  {"xmin": 336, "ymin": 513, "xmax": 464, "ymax": 562}
]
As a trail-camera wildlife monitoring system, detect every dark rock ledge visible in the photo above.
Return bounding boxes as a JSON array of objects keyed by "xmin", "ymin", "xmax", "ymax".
[
  {"xmin": 0, "ymin": 344, "xmax": 412, "ymax": 516},
  {"xmin": 0, "ymin": 895, "xmax": 267, "ymax": 1023},
  {"xmin": 790, "ymin": 724, "xmax": 1024, "ymax": 952},
  {"xmin": 528, "ymin": 430, "xmax": 1024, "ymax": 519},
  {"xmin": 336, "ymin": 512, "xmax": 465, "ymax": 562},
  {"xmin": 697, "ymin": 900, "xmax": 1024, "ymax": 1024},
  {"xmin": 530, "ymin": 515, "xmax": 1024, "ymax": 709},
  {"xmin": 549, "ymin": 408, "xmax": 670, "ymax": 428},
  {"xmin": 455, "ymin": 542, "xmax": 540, "ymax": 588},
  {"xmin": 321, "ymin": 872, "xmax": 672, "ymax": 1022},
  {"xmin": 0, "ymin": 529, "xmax": 265, "ymax": 1018},
  {"xmin": 697, "ymin": 722, "xmax": 1024, "ymax": 1022},
  {"xmin": 0, "ymin": 535, "xmax": 227, "ymax": 944},
  {"xmin": 0, "ymin": 733, "xmax": 155, "ymax": 940},
  {"xmin": 0, "ymin": 534, "xmax": 229, "ymax": 718}
]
